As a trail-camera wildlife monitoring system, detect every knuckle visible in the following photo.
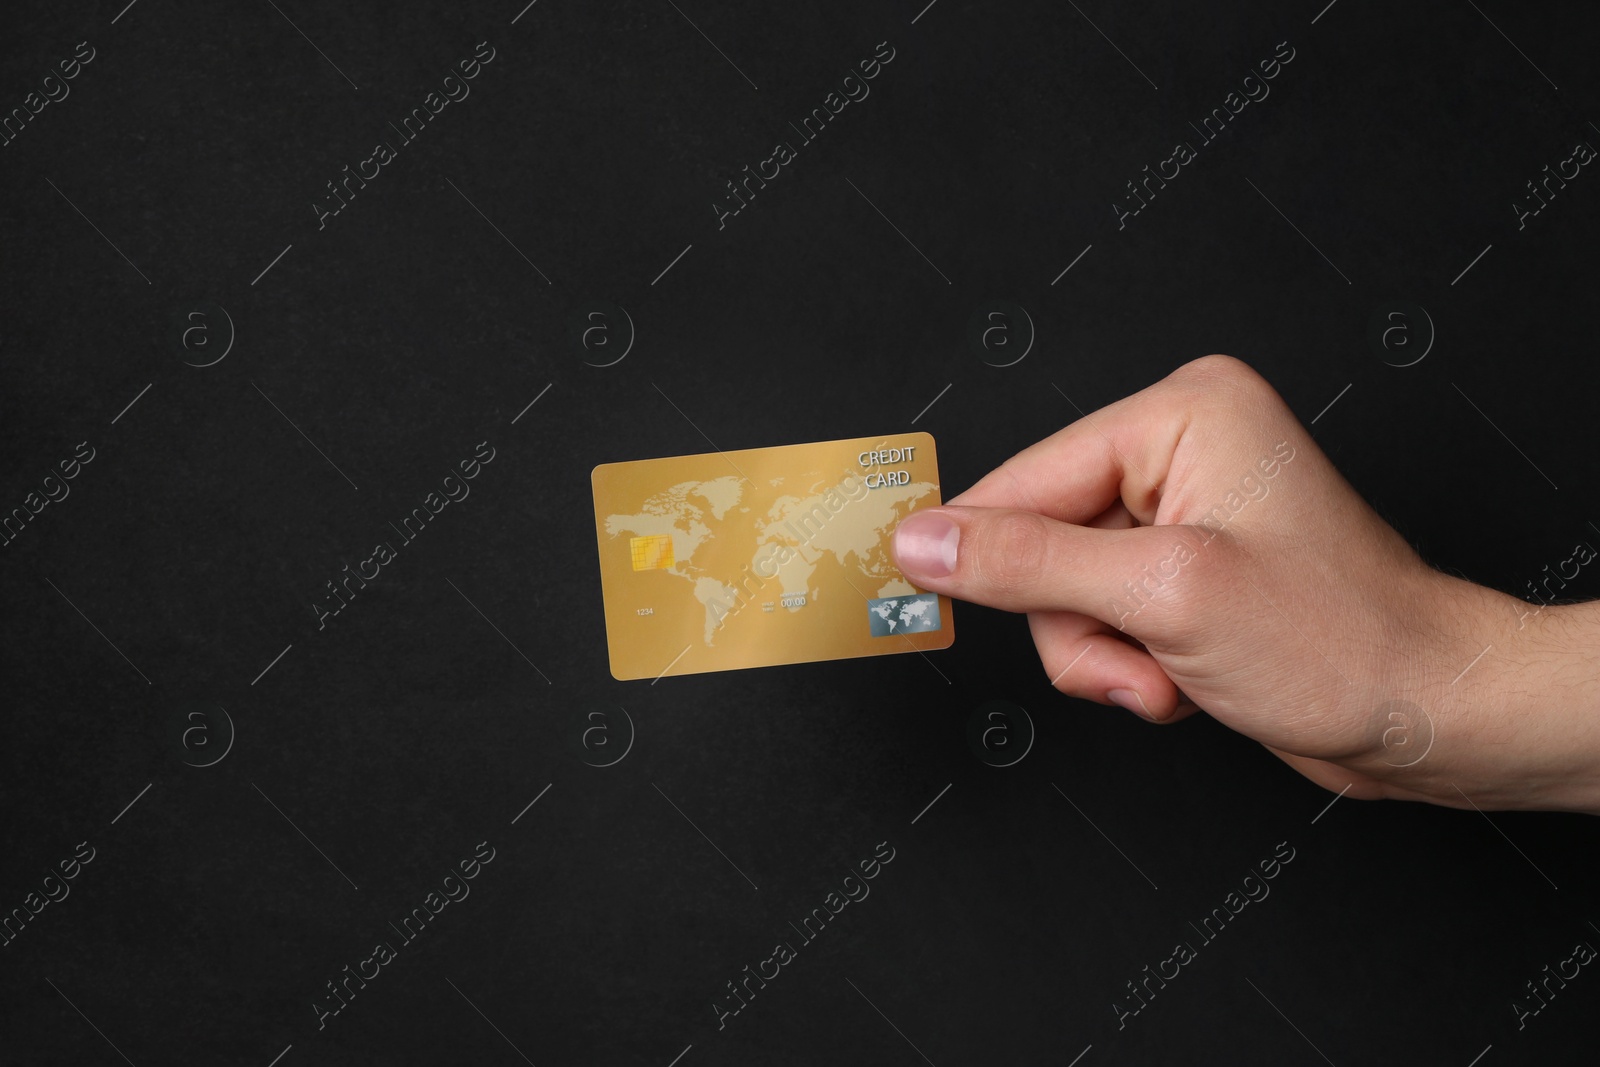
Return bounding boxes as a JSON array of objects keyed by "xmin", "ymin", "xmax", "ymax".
[
  {"xmin": 1168, "ymin": 354, "xmax": 1291, "ymax": 430},
  {"xmin": 971, "ymin": 511, "xmax": 1051, "ymax": 594},
  {"xmin": 1175, "ymin": 354, "xmax": 1271, "ymax": 402},
  {"xmin": 1170, "ymin": 527, "xmax": 1226, "ymax": 588},
  {"xmin": 1147, "ymin": 530, "xmax": 1239, "ymax": 632},
  {"xmin": 1120, "ymin": 532, "xmax": 1213, "ymax": 618},
  {"xmin": 1184, "ymin": 352, "xmax": 1254, "ymax": 380}
]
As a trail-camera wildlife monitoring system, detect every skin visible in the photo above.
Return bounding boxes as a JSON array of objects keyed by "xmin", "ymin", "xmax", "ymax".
[{"xmin": 892, "ymin": 355, "xmax": 1600, "ymax": 814}]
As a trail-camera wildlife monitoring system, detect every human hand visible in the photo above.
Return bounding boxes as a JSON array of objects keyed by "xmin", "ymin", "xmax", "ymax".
[{"xmin": 891, "ymin": 355, "xmax": 1600, "ymax": 813}]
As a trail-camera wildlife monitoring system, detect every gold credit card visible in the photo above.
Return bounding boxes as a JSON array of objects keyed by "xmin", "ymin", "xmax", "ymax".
[{"xmin": 591, "ymin": 432, "xmax": 954, "ymax": 680}]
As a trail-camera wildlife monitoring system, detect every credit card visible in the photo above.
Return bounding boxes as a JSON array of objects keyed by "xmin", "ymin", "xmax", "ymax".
[{"xmin": 591, "ymin": 432, "xmax": 954, "ymax": 680}]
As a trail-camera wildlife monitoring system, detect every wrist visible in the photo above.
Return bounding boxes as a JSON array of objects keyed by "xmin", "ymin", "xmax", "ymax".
[
  {"xmin": 1393, "ymin": 579, "xmax": 1600, "ymax": 813},
  {"xmin": 1492, "ymin": 597, "xmax": 1600, "ymax": 813}
]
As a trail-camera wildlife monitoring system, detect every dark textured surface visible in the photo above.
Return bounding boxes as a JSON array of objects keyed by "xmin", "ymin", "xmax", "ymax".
[{"xmin": 2, "ymin": 2, "xmax": 1598, "ymax": 1064}]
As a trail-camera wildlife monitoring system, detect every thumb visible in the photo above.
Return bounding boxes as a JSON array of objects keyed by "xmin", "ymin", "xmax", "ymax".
[{"xmin": 891, "ymin": 506, "xmax": 1193, "ymax": 634}]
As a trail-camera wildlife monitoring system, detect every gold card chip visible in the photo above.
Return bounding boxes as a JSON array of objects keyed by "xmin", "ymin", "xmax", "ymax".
[{"xmin": 630, "ymin": 534, "xmax": 675, "ymax": 571}]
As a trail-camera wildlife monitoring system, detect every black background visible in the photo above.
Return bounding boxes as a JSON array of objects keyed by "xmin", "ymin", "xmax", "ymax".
[{"xmin": 3, "ymin": 1, "xmax": 1598, "ymax": 1064}]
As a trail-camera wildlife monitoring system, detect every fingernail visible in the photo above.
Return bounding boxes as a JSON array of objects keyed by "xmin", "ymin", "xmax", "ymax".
[
  {"xmin": 894, "ymin": 512, "xmax": 959, "ymax": 577},
  {"xmin": 1108, "ymin": 688, "xmax": 1159, "ymax": 722}
]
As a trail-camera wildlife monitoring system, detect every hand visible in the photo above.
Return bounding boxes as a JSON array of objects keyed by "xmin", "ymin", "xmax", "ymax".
[{"xmin": 891, "ymin": 355, "xmax": 1600, "ymax": 813}]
